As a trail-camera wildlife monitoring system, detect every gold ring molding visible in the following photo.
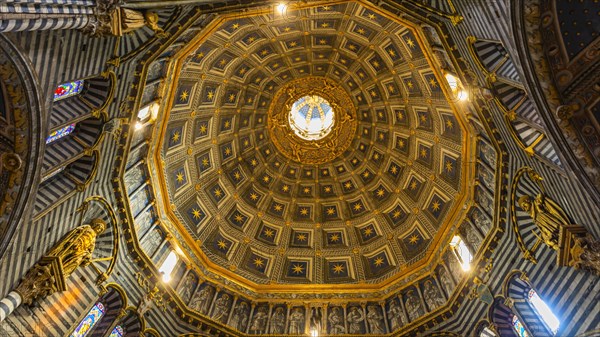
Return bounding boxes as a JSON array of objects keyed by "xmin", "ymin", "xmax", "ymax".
[{"xmin": 267, "ymin": 76, "xmax": 357, "ymax": 165}]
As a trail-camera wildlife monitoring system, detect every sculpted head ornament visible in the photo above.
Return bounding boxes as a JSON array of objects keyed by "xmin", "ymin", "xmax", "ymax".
[
  {"xmin": 91, "ymin": 219, "xmax": 107, "ymax": 234},
  {"xmin": 518, "ymin": 195, "xmax": 532, "ymax": 212}
]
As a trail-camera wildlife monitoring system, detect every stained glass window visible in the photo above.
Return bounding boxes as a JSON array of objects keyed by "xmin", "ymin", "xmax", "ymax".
[
  {"xmin": 46, "ymin": 123, "xmax": 76, "ymax": 144},
  {"xmin": 528, "ymin": 289, "xmax": 559, "ymax": 334},
  {"xmin": 71, "ymin": 302, "xmax": 105, "ymax": 337},
  {"xmin": 512, "ymin": 315, "xmax": 530, "ymax": 337},
  {"xmin": 109, "ymin": 325, "xmax": 124, "ymax": 337},
  {"xmin": 54, "ymin": 80, "xmax": 84, "ymax": 102}
]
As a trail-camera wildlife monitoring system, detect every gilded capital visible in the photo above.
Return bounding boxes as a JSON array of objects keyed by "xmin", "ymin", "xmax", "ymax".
[{"xmin": 14, "ymin": 264, "xmax": 58, "ymax": 305}]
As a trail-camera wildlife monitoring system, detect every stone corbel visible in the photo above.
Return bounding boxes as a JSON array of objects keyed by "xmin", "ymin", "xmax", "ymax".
[{"xmin": 13, "ymin": 256, "xmax": 65, "ymax": 305}]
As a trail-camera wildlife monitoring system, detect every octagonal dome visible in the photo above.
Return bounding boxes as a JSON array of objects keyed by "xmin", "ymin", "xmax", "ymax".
[{"xmin": 150, "ymin": 1, "xmax": 476, "ymax": 295}]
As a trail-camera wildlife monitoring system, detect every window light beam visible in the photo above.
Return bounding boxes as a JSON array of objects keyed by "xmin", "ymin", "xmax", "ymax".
[
  {"xmin": 277, "ymin": 3, "xmax": 287, "ymax": 15},
  {"xmin": 529, "ymin": 289, "xmax": 560, "ymax": 334},
  {"xmin": 444, "ymin": 73, "xmax": 469, "ymax": 102},
  {"xmin": 450, "ymin": 235, "xmax": 472, "ymax": 272},
  {"xmin": 158, "ymin": 251, "xmax": 179, "ymax": 283}
]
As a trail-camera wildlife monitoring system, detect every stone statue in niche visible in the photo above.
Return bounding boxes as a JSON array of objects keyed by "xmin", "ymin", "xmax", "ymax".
[
  {"xmin": 475, "ymin": 187, "xmax": 492, "ymax": 212},
  {"xmin": 250, "ymin": 306, "xmax": 268, "ymax": 334},
  {"xmin": 480, "ymin": 142, "xmax": 496, "ymax": 167},
  {"xmin": 189, "ymin": 285, "xmax": 214, "ymax": 314},
  {"xmin": 89, "ymin": 6, "xmax": 165, "ymax": 37},
  {"xmin": 328, "ymin": 307, "xmax": 345, "ymax": 334},
  {"xmin": 422, "ymin": 280, "xmax": 445, "ymax": 311},
  {"xmin": 404, "ymin": 290, "xmax": 424, "ymax": 321},
  {"xmin": 124, "ymin": 166, "xmax": 143, "ymax": 192},
  {"xmin": 119, "ymin": 9, "xmax": 162, "ymax": 34},
  {"xmin": 518, "ymin": 193, "xmax": 570, "ymax": 251},
  {"xmin": 211, "ymin": 293, "xmax": 231, "ymax": 323},
  {"xmin": 102, "ymin": 118, "xmax": 124, "ymax": 141},
  {"xmin": 141, "ymin": 228, "xmax": 162, "ymax": 256},
  {"xmin": 134, "ymin": 210, "xmax": 150, "ymax": 232},
  {"xmin": 463, "ymin": 222, "xmax": 481, "ymax": 252},
  {"xmin": 387, "ymin": 299, "xmax": 406, "ymax": 331},
  {"xmin": 46, "ymin": 219, "xmax": 106, "ymax": 278},
  {"xmin": 131, "ymin": 191, "xmax": 149, "ymax": 219},
  {"xmin": 269, "ymin": 307, "xmax": 286, "ymax": 334},
  {"xmin": 438, "ymin": 267, "xmax": 454, "ymax": 297},
  {"xmin": 478, "ymin": 165, "xmax": 494, "ymax": 188},
  {"xmin": 346, "ymin": 306, "xmax": 364, "ymax": 334},
  {"xmin": 289, "ymin": 307, "xmax": 305, "ymax": 334},
  {"xmin": 366, "ymin": 305, "xmax": 385, "ymax": 334},
  {"xmin": 178, "ymin": 273, "xmax": 195, "ymax": 304},
  {"xmin": 310, "ymin": 306, "xmax": 322, "ymax": 333},
  {"xmin": 471, "ymin": 208, "xmax": 491, "ymax": 234},
  {"xmin": 229, "ymin": 301, "xmax": 249, "ymax": 331},
  {"xmin": 445, "ymin": 252, "xmax": 462, "ymax": 281}
]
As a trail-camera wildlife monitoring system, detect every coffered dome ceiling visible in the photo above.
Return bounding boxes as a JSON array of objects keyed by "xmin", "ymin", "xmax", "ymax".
[{"xmin": 151, "ymin": 1, "xmax": 478, "ymax": 293}]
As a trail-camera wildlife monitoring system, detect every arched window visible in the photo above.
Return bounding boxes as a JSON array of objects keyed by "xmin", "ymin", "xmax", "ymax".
[
  {"xmin": 512, "ymin": 315, "xmax": 529, "ymax": 337},
  {"xmin": 159, "ymin": 250, "xmax": 179, "ymax": 283},
  {"xmin": 135, "ymin": 102, "xmax": 159, "ymax": 130},
  {"xmin": 49, "ymin": 74, "xmax": 113, "ymax": 128},
  {"xmin": 137, "ymin": 102, "xmax": 158, "ymax": 122},
  {"xmin": 468, "ymin": 39, "xmax": 519, "ymax": 82},
  {"xmin": 35, "ymin": 74, "xmax": 113, "ymax": 218},
  {"xmin": 70, "ymin": 302, "xmax": 105, "ymax": 337},
  {"xmin": 42, "ymin": 116, "xmax": 103, "ymax": 177},
  {"xmin": 34, "ymin": 151, "xmax": 99, "ymax": 217},
  {"xmin": 69, "ymin": 286, "xmax": 126, "ymax": 337},
  {"xmin": 527, "ymin": 289, "xmax": 559, "ymax": 334},
  {"xmin": 46, "ymin": 123, "xmax": 76, "ymax": 144},
  {"xmin": 110, "ymin": 309, "xmax": 144, "ymax": 337},
  {"xmin": 449, "ymin": 235, "xmax": 472, "ymax": 271},
  {"xmin": 39, "ymin": 86, "xmax": 106, "ymax": 210},
  {"xmin": 109, "ymin": 326, "xmax": 124, "ymax": 337},
  {"xmin": 54, "ymin": 80, "xmax": 85, "ymax": 102},
  {"xmin": 503, "ymin": 273, "xmax": 561, "ymax": 337}
]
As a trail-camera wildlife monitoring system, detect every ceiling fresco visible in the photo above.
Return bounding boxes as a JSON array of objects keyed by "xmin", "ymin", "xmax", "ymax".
[{"xmin": 149, "ymin": 1, "xmax": 479, "ymax": 292}]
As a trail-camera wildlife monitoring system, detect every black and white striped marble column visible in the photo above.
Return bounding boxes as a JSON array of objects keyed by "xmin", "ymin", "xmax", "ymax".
[
  {"xmin": 0, "ymin": 1, "xmax": 95, "ymax": 33},
  {"xmin": 0, "ymin": 291, "xmax": 22, "ymax": 322}
]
